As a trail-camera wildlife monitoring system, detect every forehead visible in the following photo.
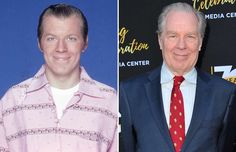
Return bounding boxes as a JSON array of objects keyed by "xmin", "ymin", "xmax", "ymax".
[
  {"xmin": 164, "ymin": 10, "xmax": 199, "ymax": 32},
  {"xmin": 42, "ymin": 14, "xmax": 83, "ymax": 30}
]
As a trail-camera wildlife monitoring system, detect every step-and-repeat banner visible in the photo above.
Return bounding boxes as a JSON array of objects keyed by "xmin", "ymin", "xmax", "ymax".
[
  {"xmin": 0, "ymin": 0, "xmax": 117, "ymax": 97},
  {"xmin": 119, "ymin": 0, "xmax": 236, "ymax": 84}
]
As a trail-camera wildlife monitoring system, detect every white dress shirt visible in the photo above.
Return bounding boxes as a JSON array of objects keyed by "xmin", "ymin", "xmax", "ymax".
[{"xmin": 161, "ymin": 62, "xmax": 197, "ymax": 134}]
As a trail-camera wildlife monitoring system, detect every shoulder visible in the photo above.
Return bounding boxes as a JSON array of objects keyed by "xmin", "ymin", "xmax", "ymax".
[
  {"xmin": 80, "ymin": 66, "xmax": 117, "ymax": 99},
  {"xmin": 1, "ymin": 77, "xmax": 33, "ymax": 108},
  {"xmin": 120, "ymin": 67, "xmax": 161, "ymax": 88},
  {"xmin": 93, "ymin": 79, "xmax": 117, "ymax": 98},
  {"xmin": 197, "ymin": 69, "xmax": 236, "ymax": 91},
  {"xmin": 82, "ymin": 79, "xmax": 117, "ymax": 119}
]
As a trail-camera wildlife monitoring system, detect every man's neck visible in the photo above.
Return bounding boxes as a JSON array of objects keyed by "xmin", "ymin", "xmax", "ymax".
[{"xmin": 45, "ymin": 70, "xmax": 80, "ymax": 89}]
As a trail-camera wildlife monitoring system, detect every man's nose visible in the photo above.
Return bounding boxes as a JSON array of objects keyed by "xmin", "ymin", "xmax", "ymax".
[
  {"xmin": 176, "ymin": 37, "xmax": 187, "ymax": 50},
  {"xmin": 56, "ymin": 39, "xmax": 67, "ymax": 52}
]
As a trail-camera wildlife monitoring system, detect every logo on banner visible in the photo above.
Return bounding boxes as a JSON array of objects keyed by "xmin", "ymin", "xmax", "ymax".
[
  {"xmin": 211, "ymin": 65, "xmax": 236, "ymax": 84},
  {"xmin": 192, "ymin": 0, "xmax": 236, "ymax": 20},
  {"xmin": 119, "ymin": 27, "xmax": 150, "ymax": 67},
  {"xmin": 119, "ymin": 27, "xmax": 149, "ymax": 54}
]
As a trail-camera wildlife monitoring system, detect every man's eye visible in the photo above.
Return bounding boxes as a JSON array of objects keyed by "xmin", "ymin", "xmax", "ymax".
[
  {"xmin": 67, "ymin": 37, "xmax": 77, "ymax": 41},
  {"xmin": 186, "ymin": 35, "xmax": 198, "ymax": 42},
  {"xmin": 188, "ymin": 35, "xmax": 195, "ymax": 39},
  {"xmin": 46, "ymin": 37, "xmax": 55, "ymax": 41},
  {"xmin": 187, "ymin": 34, "xmax": 197, "ymax": 39},
  {"xmin": 168, "ymin": 35, "xmax": 176, "ymax": 38}
]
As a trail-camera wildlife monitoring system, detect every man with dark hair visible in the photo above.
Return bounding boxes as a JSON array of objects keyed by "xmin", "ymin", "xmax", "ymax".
[
  {"xmin": 120, "ymin": 2, "xmax": 236, "ymax": 152},
  {"xmin": 0, "ymin": 4, "xmax": 117, "ymax": 152}
]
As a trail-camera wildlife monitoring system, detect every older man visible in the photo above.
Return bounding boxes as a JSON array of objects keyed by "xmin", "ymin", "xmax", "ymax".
[{"xmin": 120, "ymin": 2, "xmax": 236, "ymax": 152}]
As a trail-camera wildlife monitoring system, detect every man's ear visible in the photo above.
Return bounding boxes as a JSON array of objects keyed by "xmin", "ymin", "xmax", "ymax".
[
  {"xmin": 158, "ymin": 34, "xmax": 163, "ymax": 50},
  {"xmin": 198, "ymin": 38, "xmax": 203, "ymax": 51},
  {"xmin": 198, "ymin": 45, "xmax": 202, "ymax": 51},
  {"xmin": 37, "ymin": 39, "xmax": 43, "ymax": 53},
  {"xmin": 82, "ymin": 36, "xmax": 88, "ymax": 52}
]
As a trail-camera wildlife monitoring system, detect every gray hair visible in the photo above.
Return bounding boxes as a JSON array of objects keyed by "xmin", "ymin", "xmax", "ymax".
[{"xmin": 157, "ymin": 2, "xmax": 206, "ymax": 38}]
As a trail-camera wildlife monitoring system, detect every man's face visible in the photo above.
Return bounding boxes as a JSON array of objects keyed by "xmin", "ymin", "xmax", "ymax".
[
  {"xmin": 39, "ymin": 15, "xmax": 88, "ymax": 80},
  {"xmin": 158, "ymin": 11, "xmax": 202, "ymax": 76}
]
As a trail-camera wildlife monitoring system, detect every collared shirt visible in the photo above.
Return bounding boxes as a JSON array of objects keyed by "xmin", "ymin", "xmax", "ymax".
[
  {"xmin": 51, "ymin": 83, "xmax": 80, "ymax": 119},
  {"xmin": 0, "ymin": 65, "xmax": 117, "ymax": 152},
  {"xmin": 161, "ymin": 62, "xmax": 197, "ymax": 134}
]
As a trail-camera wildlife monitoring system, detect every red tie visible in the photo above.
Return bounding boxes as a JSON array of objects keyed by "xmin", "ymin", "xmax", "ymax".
[{"xmin": 169, "ymin": 76, "xmax": 185, "ymax": 152}]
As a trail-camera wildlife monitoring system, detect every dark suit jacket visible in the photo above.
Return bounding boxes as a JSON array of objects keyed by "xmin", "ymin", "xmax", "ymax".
[
  {"xmin": 119, "ymin": 66, "xmax": 236, "ymax": 152},
  {"xmin": 219, "ymin": 87, "xmax": 236, "ymax": 152}
]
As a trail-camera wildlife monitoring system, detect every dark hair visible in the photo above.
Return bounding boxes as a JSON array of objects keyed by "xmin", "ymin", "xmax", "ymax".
[{"xmin": 37, "ymin": 3, "xmax": 88, "ymax": 41}]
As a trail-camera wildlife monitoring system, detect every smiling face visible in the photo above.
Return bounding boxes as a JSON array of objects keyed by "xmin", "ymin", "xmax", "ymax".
[
  {"xmin": 38, "ymin": 15, "xmax": 88, "ymax": 84},
  {"xmin": 158, "ymin": 11, "xmax": 202, "ymax": 76}
]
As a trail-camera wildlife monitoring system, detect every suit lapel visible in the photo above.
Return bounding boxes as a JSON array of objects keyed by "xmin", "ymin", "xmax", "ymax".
[
  {"xmin": 182, "ymin": 70, "xmax": 211, "ymax": 151},
  {"xmin": 145, "ymin": 69, "xmax": 175, "ymax": 151}
]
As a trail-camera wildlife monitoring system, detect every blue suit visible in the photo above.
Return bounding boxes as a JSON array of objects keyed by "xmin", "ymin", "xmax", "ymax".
[{"xmin": 120, "ymin": 67, "xmax": 236, "ymax": 152}]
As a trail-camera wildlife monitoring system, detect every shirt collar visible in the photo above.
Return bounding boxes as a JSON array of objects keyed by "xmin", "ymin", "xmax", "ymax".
[
  {"xmin": 77, "ymin": 67, "xmax": 106, "ymax": 98},
  {"xmin": 27, "ymin": 65, "xmax": 49, "ymax": 93},
  {"xmin": 161, "ymin": 62, "xmax": 197, "ymax": 84},
  {"xmin": 26, "ymin": 65, "xmax": 107, "ymax": 98}
]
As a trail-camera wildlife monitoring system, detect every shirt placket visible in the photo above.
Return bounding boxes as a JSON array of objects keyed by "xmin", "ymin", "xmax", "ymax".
[
  {"xmin": 47, "ymin": 87, "xmax": 83, "ymax": 152},
  {"xmin": 46, "ymin": 86, "xmax": 62, "ymax": 152}
]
